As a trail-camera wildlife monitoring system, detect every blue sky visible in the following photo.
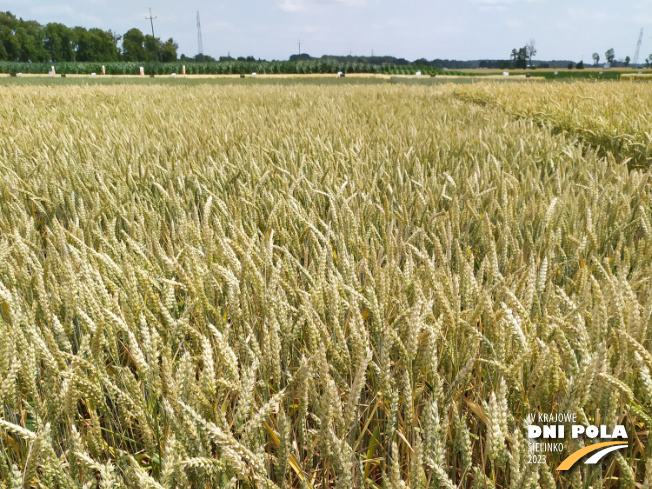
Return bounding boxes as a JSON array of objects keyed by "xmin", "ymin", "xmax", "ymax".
[{"xmin": 4, "ymin": 0, "xmax": 651, "ymax": 62}]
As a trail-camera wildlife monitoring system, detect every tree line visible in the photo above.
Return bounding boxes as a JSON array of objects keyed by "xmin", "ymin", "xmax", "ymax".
[
  {"xmin": 286, "ymin": 54, "xmax": 567, "ymax": 70},
  {"xmin": 0, "ymin": 11, "xmax": 178, "ymax": 63},
  {"xmin": 509, "ymin": 44, "xmax": 642, "ymax": 70}
]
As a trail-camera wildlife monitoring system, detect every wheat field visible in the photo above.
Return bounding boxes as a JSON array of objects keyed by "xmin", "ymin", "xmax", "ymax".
[
  {"xmin": 0, "ymin": 82, "xmax": 651, "ymax": 488},
  {"xmin": 454, "ymin": 81, "xmax": 652, "ymax": 168}
]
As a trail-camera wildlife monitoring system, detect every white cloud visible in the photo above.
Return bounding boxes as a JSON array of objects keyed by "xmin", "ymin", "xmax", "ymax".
[
  {"xmin": 279, "ymin": 0, "xmax": 369, "ymax": 13},
  {"xmin": 302, "ymin": 24, "xmax": 329, "ymax": 34},
  {"xmin": 503, "ymin": 18, "xmax": 523, "ymax": 28},
  {"xmin": 566, "ymin": 8, "xmax": 609, "ymax": 21},
  {"xmin": 31, "ymin": 5, "xmax": 76, "ymax": 15},
  {"xmin": 470, "ymin": 0, "xmax": 540, "ymax": 12},
  {"xmin": 280, "ymin": 0, "xmax": 306, "ymax": 12},
  {"xmin": 29, "ymin": 5, "xmax": 101, "ymax": 24}
]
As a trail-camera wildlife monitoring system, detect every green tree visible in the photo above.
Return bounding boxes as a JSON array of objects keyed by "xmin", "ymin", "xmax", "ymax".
[
  {"xmin": 74, "ymin": 27, "xmax": 93, "ymax": 61},
  {"xmin": 0, "ymin": 12, "xmax": 20, "ymax": 61},
  {"xmin": 605, "ymin": 48, "xmax": 615, "ymax": 65},
  {"xmin": 592, "ymin": 52, "xmax": 600, "ymax": 65},
  {"xmin": 197, "ymin": 53, "xmax": 218, "ymax": 62},
  {"xmin": 74, "ymin": 28, "xmax": 119, "ymax": 61},
  {"xmin": 144, "ymin": 34, "xmax": 159, "ymax": 61},
  {"xmin": 576, "ymin": 60, "xmax": 585, "ymax": 69},
  {"xmin": 16, "ymin": 19, "xmax": 48, "ymax": 62},
  {"xmin": 44, "ymin": 23, "xmax": 75, "ymax": 61},
  {"xmin": 625, "ymin": 56, "xmax": 630, "ymax": 67},
  {"xmin": 526, "ymin": 40, "xmax": 536, "ymax": 67},
  {"xmin": 516, "ymin": 47, "xmax": 527, "ymax": 69},
  {"xmin": 160, "ymin": 38, "xmax": 178, "ymax": 62},
  {"xmin": 122, "ymin": 28, "xmax": 146, "ymax": 61},
  {"xmin": 510, "ymin": 47, "xmax": 528, "ymax": 69}
]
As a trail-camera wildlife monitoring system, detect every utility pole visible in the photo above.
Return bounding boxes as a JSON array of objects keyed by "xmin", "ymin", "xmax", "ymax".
[
  {"xmin": 298, "ymin": 40, "xmax": 301, "ymax": 55},
  {"xmin": 633, "ymin": 28, "xmax": 644, "ymax": 66},
  {"xmin": 197, "ymin": 11, "xmax": 203, "ymax": 55},
  {"xmin": 146, "ymin": 8, "xmax": 157, "ymax": 40},
  {"xmin": 145, "ymin": 8, "xmax": 158, "ymax": 60}
]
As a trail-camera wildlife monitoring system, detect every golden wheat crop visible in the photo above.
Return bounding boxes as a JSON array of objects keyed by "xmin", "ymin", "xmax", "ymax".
[
  {"xmin": 454, "ymin": 80, "xmax": 652, "ymax": 168},
  {"xmin": 0, "ymin": 82, "xmax": 650, "ymax": 488}
]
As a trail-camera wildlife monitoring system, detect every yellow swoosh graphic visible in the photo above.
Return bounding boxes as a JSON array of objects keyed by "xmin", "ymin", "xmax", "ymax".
[{"xmin": 557, "ymin": 441, "xmax": 628, "ymax": 471}]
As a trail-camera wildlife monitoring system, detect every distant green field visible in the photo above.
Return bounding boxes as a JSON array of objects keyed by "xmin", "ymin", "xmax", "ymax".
[
  {"xmin": 3, "ymin": 68, "xmax": 650, "ymax": 89},
  {"xmin": 0, "ymin": 60, "xmax": 450, "ymax": 76},
  {"xmin": 0, "ymin": 74, "xmax": 529, "ymax": 88},
  {"xmin": 0, "ymin": 75, "xmax": 389, "ymax": 86},
  {"xmin": 462, "ymin": 67, "xmax": 652, "ymax": 80},
  {"xmin": 0, "ymin": 73, "xmax": 631, "ymax": 89}
]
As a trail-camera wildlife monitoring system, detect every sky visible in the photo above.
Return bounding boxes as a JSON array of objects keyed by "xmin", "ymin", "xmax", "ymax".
[{"xmin": 4, "ymin": 0, "xmax": 652, "ymax": 62}]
